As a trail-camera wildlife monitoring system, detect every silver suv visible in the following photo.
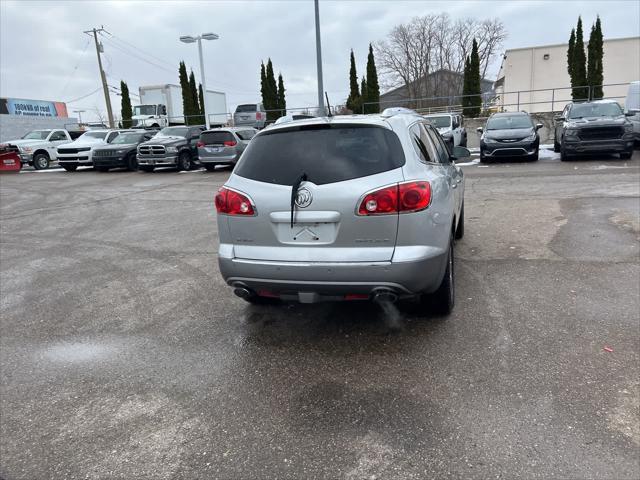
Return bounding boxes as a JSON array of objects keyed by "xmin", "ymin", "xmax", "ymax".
[
  {"xmin": 215, "ymin": 109, "xmax": 468, "ymax": 312},
  {"xmin": 197, "ymin": 127, "xmax": 256, "ymax": 170}
]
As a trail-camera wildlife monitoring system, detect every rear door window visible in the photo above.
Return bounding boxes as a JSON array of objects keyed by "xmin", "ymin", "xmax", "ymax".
[
  {"xmin": 201, "ymin": 131, "xmax": 235, "ymax": 145},
  {"xmin": 235, "ymin": 125, "xmax": 405, "ymax": 186}
]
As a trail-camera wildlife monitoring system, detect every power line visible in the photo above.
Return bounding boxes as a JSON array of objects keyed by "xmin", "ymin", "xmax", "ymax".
[
  {"xmin": 65, "ymin": 86, "xmax": 103, "ymax": 103},
  {"xmin": 60, "ymin": 38, "xmax": 92, "ymax": 98}
]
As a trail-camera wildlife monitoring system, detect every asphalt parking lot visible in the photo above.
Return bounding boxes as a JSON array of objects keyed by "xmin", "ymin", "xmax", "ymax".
[{"xmin": 1, "ymin": 150, "xmax": 639, "ymax": 479}]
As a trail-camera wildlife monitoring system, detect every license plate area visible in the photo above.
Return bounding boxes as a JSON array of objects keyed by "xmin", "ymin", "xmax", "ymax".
[
  {"xmin": 274, "ymin": 222, "xmax": 338, "ymax": 245},
  {"xmin": 206, "ymin": 146, "xmax": 223, "ymax": 153}
]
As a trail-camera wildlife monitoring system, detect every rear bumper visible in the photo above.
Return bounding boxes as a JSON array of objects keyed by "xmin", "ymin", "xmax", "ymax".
[
  {"xmin": 137, "ymin": 154, "xmax": 178, "ymax": 166},
  {"xmin": 200, "ymin": 154, "xmax": 239, "ymax": 165},
  {"xmin": 218, "ymin": 244, "xmax": 448, "ymax": 300}
]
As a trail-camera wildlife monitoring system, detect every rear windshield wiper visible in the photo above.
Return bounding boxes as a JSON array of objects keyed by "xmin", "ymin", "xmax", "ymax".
[{"xmin": 291, "ymin": 173, "xmax": 308, "ymax": 228}]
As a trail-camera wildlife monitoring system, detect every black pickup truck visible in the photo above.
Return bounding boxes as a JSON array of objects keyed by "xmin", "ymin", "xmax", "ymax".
[
  {"xmin": 554, "ymin": 100, "xmax": 635, "ymax": 161},
  {"xmin": 136, "ymin": 125, "xmax": 205, "ymax": 172}
]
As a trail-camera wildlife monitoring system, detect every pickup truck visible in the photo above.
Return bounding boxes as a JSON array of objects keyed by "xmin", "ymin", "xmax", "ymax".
[
  {"xmin": 5, "ymin": 129, "xmax": 83, "ymax": 170},
  {"xmin": 57, "ymin": 129, "xmax": 134, "ymax": 172},
  {"xmin": 423, "ymin": 113, "xmax": 467, "ymax": 149},
  {"xmin": 136, "ymin": 125, "xmax": 205, "ymax": 172}
]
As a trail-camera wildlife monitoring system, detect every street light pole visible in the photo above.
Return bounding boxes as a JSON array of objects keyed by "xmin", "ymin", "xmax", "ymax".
[
  {"xmin": 314, "ymin": 0, "xmax": 325, "ymax": 116},
  {"xmin": 180, "ymin": 32, "xmax": 219, "ymax": 130},
  {"xmin": 196, "ymin": 37, "xmax": 209, "ymax": 129}
]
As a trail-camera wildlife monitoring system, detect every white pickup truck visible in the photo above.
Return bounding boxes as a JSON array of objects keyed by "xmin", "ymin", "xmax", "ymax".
[
  {"xmin": 5, "ymin": 129, "xmax": 83, "ymax": 169},
  {"xmin": 423, "ymin": 113, "xmax": 467, "ymax": 149}
]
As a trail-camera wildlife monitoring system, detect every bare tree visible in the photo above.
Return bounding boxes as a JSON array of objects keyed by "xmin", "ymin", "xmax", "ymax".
[{"xmin": 376, "ymin": 14, "xmax": 507, "ymax": 101}]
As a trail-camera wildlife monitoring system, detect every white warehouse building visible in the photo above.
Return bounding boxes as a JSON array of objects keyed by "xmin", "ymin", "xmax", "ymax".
[{"xmin": 493, "ymin": 36, "xmax": 640, "ymax": 113}]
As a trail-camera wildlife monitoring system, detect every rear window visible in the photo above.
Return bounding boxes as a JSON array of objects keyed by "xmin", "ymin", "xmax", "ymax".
[
  {"xmin": 235, "ymin": 104, "xmax": 257, "ymax": 113},
  {"xmin": 200, "ymin": 131, "xmax": 235, "ymax": 144},
  {"xmin": 234, "ymin": 125, "xmax": 405, "ymax": 186}
]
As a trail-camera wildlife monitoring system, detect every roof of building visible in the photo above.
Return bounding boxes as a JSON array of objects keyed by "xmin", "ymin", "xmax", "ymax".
[{"xmin": 502, "ymin": 35, "xmax": 639, "ymax": 54}]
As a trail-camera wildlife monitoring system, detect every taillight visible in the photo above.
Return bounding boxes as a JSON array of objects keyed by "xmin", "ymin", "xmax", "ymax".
[
  {"xmin": 215, "ymin": 187, "xmax": 255, "ymax": 215},
  {"xmin": 358, "ymin": 181, "xmax": 431, "ymax": 215},
  {"xmin": 223, "ymin": 140, "xmax": 237, "ymax": 147},
  {"xmin": 196, "ymin": 141, "xmax": 205, "ymax": 148},
  {"xmin": 398, "ymin": 181, "xmax": 431, "ymax": 212},
  {"xmin": 256, "ymin": 112, "xmax": 263, "ymax": 120},
  {"xmin": 358, "ymin": 185, "xmax": 398, "ymax": 215}
]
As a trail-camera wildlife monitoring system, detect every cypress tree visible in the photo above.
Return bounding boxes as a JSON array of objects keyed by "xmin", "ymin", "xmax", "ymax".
[
  {"xmin": 462, "ymin": 56, "xmax": 471, "ymax": 115},
  {"xmin": 260, "ymin": 62, "xmax": 267, "ymax": 109},
  {"xmin": 572, "ymin": 17, "xmax": 588, "ymax": 100},
  {"xmin": 469, "ymin": 38, "xmax": 482, "ymax": 117},
  {"xmin": 179, "ymin": 61, "xmax": 193, "ymax": 125},
  {"xmin": 567, "ymin": 28, "xmax": 576, "ymax": 88},
  {"xmin": 346, "ymin": 49, "xmax": 360, "ymax": 113},
  {"xmin": 188, "ymin": 70, "xmax": 201, "ymax": 124},
  {"xmin": 365, "ymin": 43, "xmax": 380, "ymax": 113},
  {"xmin": 120, "ymin": 80, "xmax": 132, "ymax": 128},
  {"xmin": 587, "ymin": 16, "xmax": 604, "ymax": 98},
  {"xmin": 277, "ymin": 73, "xmax": 286, "ymax": 116},
  {"xmin": 265, "ymin": 59, "xmax": 278, "ymax": 121},
  {"xmin": 360, "ymin": 76, "xmax": 368, "ymax": 114}
]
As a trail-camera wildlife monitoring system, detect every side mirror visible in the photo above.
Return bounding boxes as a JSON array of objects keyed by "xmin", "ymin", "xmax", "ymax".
[
  {"xmin": 554, "ymin": 115, "xmax": 564, "ymax": 122},
  {"xmin": 535, "ymin": 123, "xmax": 544, "ymax": 130},
  {"xmin": 476, "ymin": 127, "xmax": 483, "ymax": 134},
  {"xmin": 451, "ymin": 146, "xmax": 471, "ymax": 159},
  {"xmin": 625, "ymin": 111, "xmax": 636, "ymax": 117}
]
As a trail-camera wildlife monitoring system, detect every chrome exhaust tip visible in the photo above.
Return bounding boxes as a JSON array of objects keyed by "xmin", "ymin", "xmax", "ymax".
[
  {"xmin": 372, "ymin": 289, "xmax": 399, "ymax": 304},
  {"xmin": 233, "ymin": 287, "xmax": 253, "ymax": 300}
]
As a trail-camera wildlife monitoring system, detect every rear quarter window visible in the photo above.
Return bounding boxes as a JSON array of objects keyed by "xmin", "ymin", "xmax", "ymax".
[{"xmin": 234, "ymin": 125, "xmax": 405, "ymax": 186}]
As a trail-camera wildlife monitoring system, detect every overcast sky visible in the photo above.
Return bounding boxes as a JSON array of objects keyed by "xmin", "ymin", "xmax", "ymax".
[{"xmin": 1, "ymin": 0, "xmax": 638, "ymax": 121}]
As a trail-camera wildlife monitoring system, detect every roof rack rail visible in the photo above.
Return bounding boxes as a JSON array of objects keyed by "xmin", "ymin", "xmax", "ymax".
[{"xmin": 380, "ymin": 107, "xmax": 420, "ymax": 118}]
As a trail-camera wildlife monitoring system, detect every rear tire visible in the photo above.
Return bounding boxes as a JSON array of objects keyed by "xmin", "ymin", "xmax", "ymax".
[
  {"xmin": 461, "ymin": 135, "xmax": 467, "ymax": 147},
  {"xmin": 62, "ymin": 165, "xmax": 77, "ymax": 172},
  {"xmin": 177, "ymin": 151, "xmax": 192, "ymax": 171},
  {"xmin": 455, "ymin": 203, "xmax": 464, "ymax": 240},
  {"xmin": 426, "ymin": 234, "xmax": 455, "ymax": 315},
  {"xmin": 139, "ymin": 166, "xmax": 155, "ymax": 172},
  {"xmin": 33, "ymin": 153, "xmax": 50, "ymax": 170},
  {"xmin": 553, "ymin": 138, "xmax": 560, "ymax": 152}
]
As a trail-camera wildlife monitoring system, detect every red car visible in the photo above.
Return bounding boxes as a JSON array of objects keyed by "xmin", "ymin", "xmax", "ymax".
[{"xmin": 0, "ymin": 143, "xmax": 22, "ymax": 172}]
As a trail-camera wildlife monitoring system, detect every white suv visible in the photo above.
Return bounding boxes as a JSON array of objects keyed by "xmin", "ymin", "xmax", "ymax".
[{"xmin": 424, "ymin": 113, "xmax": 467, "ymax": 149}]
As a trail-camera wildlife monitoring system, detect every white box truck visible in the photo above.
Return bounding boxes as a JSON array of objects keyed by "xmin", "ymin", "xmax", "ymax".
[{"xmin": 133, "ymin": 84, "xmax": 227, "ymax": 128}]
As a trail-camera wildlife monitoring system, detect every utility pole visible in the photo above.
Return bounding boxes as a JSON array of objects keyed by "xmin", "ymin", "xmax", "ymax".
[
  {"xmin": 72, "ymin": 109, "xmax": 85, "ymax": 125},
  {"xmin": 84, "ymin": 26, "xmax": 114, "ymax": 128},
  {"xmin": 314, "ymin": 0, "xmax": 325, "ymax": 116}
]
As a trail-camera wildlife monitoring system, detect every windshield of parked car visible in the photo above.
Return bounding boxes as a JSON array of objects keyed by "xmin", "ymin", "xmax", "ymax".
[
  {"xmin": 426, "ymin": 116, "xmax": 452, "ymax": 128},
  {"xmin": 110, "ymin": 133, "xmax": 145, "ymax": 144},
  {"xmin": 80, "ymin": 131, "xmax": 108, "ymax": 140},
  {"xmin": 235, "ymin": 104, "xmax": 257, "ymax": 113},
  {"xmin": 156, "ymin": 127, "xmax": 188, "ymax": 138},
  {"xmin": 22, "ymin": 130, "xmax": 50, "ymax": 140},
  {"xmin": 569, "ymin": 102, "xmax": 623, "ymax": 119},
  {"xmin": 235, "ymin": 125, "xmax": 405, "ymax": 186},
  {"xmin": 486, "ymin": 116, "xmax": 533, "ymax": 130},
  {"xmin": 133, "ymin": 105, "xmax": 157, "ymax": 116}
]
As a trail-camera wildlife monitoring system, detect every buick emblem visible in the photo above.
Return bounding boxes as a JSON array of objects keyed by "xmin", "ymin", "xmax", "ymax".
[{"xmin": 295, "ymin": 187, "xmax": 313, "ymax": 208}]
